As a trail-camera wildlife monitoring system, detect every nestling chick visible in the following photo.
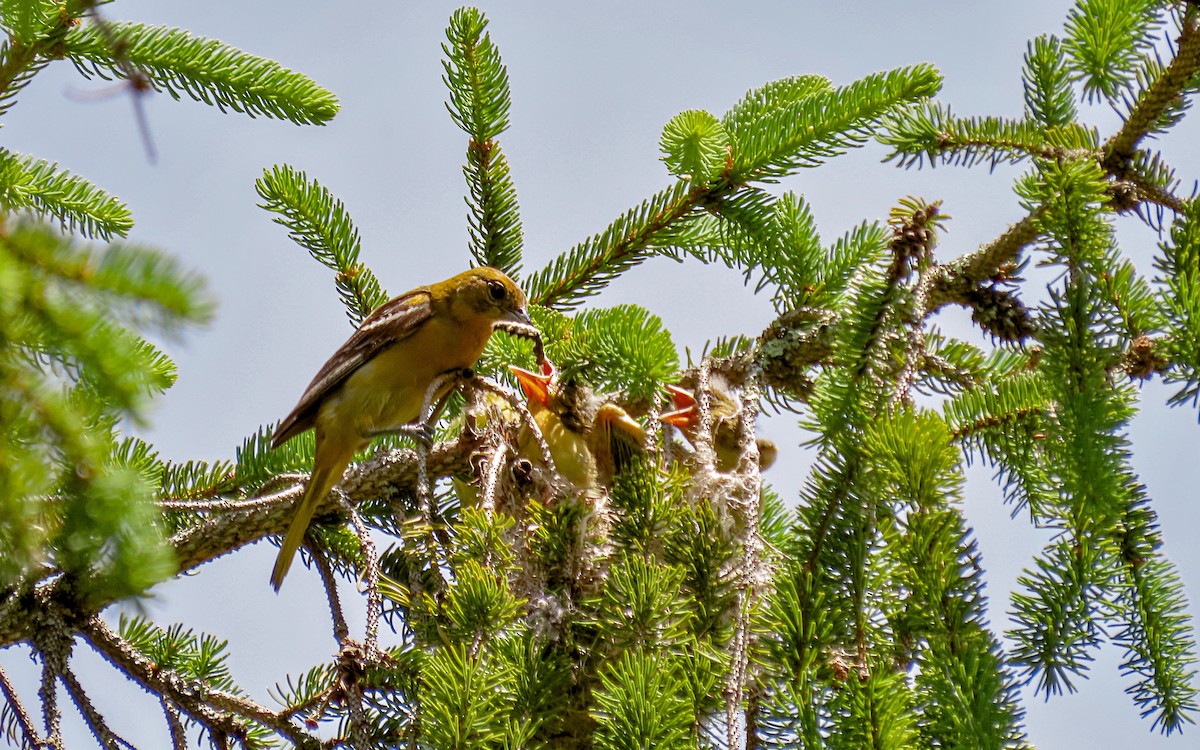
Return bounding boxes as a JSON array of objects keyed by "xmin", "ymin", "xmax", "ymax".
[
  {"xmin": 510, "ymin": 361, "xmax": 647, "ymax": 489},
  {"xmin": 659, "ymin": 381, "xmax": 777, "ymax": 473}
]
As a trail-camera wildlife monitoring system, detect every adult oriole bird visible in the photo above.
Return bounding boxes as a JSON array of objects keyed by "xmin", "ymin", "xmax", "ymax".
[
  {"xmin": 509, "ymin": 361, "xmax": 647, "ymax": 489},
  {"xmin": 269, "ymin": 267, "xmax": 531, "ymax": 590},
  {"xmin": 659, "ymin": 381, "xmax": 777, "ymax": 473}
]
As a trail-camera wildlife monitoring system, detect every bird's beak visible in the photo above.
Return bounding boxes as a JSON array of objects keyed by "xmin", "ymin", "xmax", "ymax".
[
  {"xmin": 657, "ymin": 407, "xmax": 695, "ymax": 428},
  {"xmin": 509, "ymin": 364, "xmax": 552, "ymax": 406},
  {"xmin": 662, "ymin": 384, "xmax": 700, "ymax": 412},
  {"xmin": 659, "ymin": 384, "xmax": 698, "ymax": 427},
  {"xmin": 501, "ymin": 307, "xmax": 533, "ymax": 327},
  {"xmin": 665, "ymin": 384, "xmax": 695, "ymax": 411},
  {"xmin": 596, "ymin": 403, "xmax": 647, "ymax": 443}
]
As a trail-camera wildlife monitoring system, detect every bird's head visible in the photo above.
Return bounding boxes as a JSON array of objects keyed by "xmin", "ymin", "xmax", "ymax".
[
  {"xmin": 449, "ymin": 266, "xmax": 531, "ymax": 328},
  {"xmin": 659, "ymin": 382, "xmax": 777, "ymax": 472}
]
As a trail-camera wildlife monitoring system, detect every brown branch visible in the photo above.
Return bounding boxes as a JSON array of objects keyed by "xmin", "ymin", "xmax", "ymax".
[
  {"xmin": 312, "ymin": 542, "xmax": 351, "ymax": 644},
  {"xmin": 161, "ymin": 699, "xmax": 188, "ymax": 750},
  {"xmin": 60, "ymin": 666, "xmax": 128, "ymax": 750},
  {"xmin": 940, "ymin": 210, "xmax": 1043, "ymax": 291},
  {"xmin": 171, "ymin": 437, "xmax": 474, "ymax": 578},
  {"xmin": 0, "ymin": 666, "xmax": 42, "ymax": 748},
  {"xmin": 1125, "ymin": 173, "xmax": 1189, "ymax": 214},
  {"xmin": 531, "ymin": 181, "xmax": 710, "ymax": 309},
  {"xmin": 1104, "ymin": 14, "xmax": 1200, "ymax": 159},
  {"xmin": 80, "ymin": 617, "xmax": 320, "ymax": 749},
  {"xmin": 342, "ymin": 503, "xmax": 383, "ymax": 656},
  {"xmin": 0, "ymin": 420, "xmax": 474, "ymax": 652},
  {"xmin": 38, "ymin": 658, "xmax": 62, "ymax": 750}
]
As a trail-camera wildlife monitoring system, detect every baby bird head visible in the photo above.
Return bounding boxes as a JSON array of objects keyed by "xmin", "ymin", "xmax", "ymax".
[
  {"xmin": 659, "ymin": 383, "xmax": 777, "ymax": 472},
  {"xmin": 511, "ymin": 358, "xmax": 555, "ymax": 407},
  {"xmin": 510, "ymin": 359, "xmax": 591, "ymax": 433}
]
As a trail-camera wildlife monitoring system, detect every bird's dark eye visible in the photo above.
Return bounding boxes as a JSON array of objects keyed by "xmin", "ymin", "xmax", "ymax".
[{"xmin": 487, "ymin": 280, "xmax": 507, "ymax": 302}]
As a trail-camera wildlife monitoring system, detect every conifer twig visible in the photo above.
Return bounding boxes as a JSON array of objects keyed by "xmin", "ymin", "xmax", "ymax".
[
  {"xmin": 1104, "ymin": 13, "xmax": 1200, "ymax": 159},
  {"xmin": 0, "ymin": 665, "xmax": 42, "ymax": 748},
  {"xmin": 161, "ymin": 699, "xmax": 187, "ymax": 750},
  {"xmin": 530, "ymin": 182, "xmax": 702, "ymax": 309},
  {"xmin": 1125, "ymin": 173, "xmax": 1189, "ymax": 214},
  {"xmin": 60, "ymin": 665, "xmax": 129, "ymax": 750},
  {"xmin": 80, "ymin": 617, "xmax": 319, "ymax": 749},
  {"xmin": 342, "ymin": 503, "xmax": 382, "ymax": 656},
  {"xmin": 38, "ymin": 658, "xmax": 62, "ymax": 750},
  {"xmin": 481, "ymin": 440, "xmax": 509, "ymax": 514},
  {"xmin": 312, "ymin": 543, "xmax": 351, "ymax": 644},
  {"xmin": 727, "ymin": 366, "xmax": 766, "ymax": 750},
  {"xmin": 33, "ymin": 615, "xmax": 73, "ymax": 750}
]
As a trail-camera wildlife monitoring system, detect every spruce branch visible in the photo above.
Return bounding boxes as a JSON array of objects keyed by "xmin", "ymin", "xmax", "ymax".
[
  {"xmin": 0, "ymin": 435, "xmax": 476, "ymax": 649},
  {"xmin": 927, "ymin": 210, "xmax": 1045, "ymax": 310},
  {"xmin": 880, "ymin": 102, "xmax": 1099, "ymax": 170},
  {"xmin": 0, "ymin": 149, "xmax": 133, "ymax": 240},
  {"xmin": 725, "ymin": 366, "xmax": 767, "ymax": 750},
  {"xmin": 443, "ymin": 6, "xmax": 524, "ymax": 275},
  {"xmin": 65, "ymin": 20, "xmax": 339, "ymax": 126},
  {"xmin": 60, "ymin": 666, "xmax": 129, "ymax": 750},
  {"xmin": 313, "ymin": 541, "xmax": 352, "ymax": 644},
  {"xmin": 1024, "ymin": 35, "xmax": 1078, "ymax": 127},
  {"xmin": 527, "ymin": 180, "xmax": 699, "ymax": 309},
  {"xmin": 256, "ymin": 164, "xmax": 386, "ymax": 326},
  {"xmin": 0, "ymin": 0, "xmax": 62, "ymax": 46},
  {"xmin": 728, "ymin": 64, "xmax": 942, "ymax": 180},
  {"xmin": 1125, "ymin": 171, "xmax": 1189, "ymax": 215},
  {"xmin": 0, "ymin": 666, "xmax": 42, "ymax": 749},
  {"xmin": 161, "ymin": 699, "xmax": 187, "ymax": 750},
  {"xmin": 1113, "ymin": 492, "xmax": 1199, "ymax": 734},
  {"xmin": 0, "ymin": 39, "xmax": 48, "ymax": 119},
  {"xmin": 1104, "ymin": 13, "xmax": 1200, "ymax": 160},
  {"xmin": 80, "ymin": 617, "xmax": 320, "ymax": 749},
  {"xmin": 38, "ymin": 658, "xmax": 61, "ymax": 750}
]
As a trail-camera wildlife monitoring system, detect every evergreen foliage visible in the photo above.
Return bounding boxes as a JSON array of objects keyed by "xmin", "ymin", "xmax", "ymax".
[
  {"xmin": 1, "ymin": 2, "xmax": 1199, "ymax": 749},
  {"xmin": 443, "ymin": 7, "xmax": 524, "ymax": 277},
  {"xmin": 66, "ymin": 21, "xmax": 339, "ymax": 125},
  {"xmin": 255, "ymin": 165, "xmax": 386, "ymax": 326}
]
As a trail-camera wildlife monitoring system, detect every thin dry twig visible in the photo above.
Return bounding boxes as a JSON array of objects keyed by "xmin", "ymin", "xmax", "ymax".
[
  {"xmin": 312, "ymin": 543, "xmax": 350, "ymax": 644},
  {"xmin": 727, "ymin": 365, "xmax": 767, "ymax": 750},
  {"xmin": 38, "ymin": 658, "xmax": 62, "ymax": 750},
  {"xmin": 80, "ymin": 617, "xmax": 319, "ymax": 749},
  {"xmin": 1104, "ymin": 13, "xmax": 1200, "ymax": 159},
  {"xmin": 0, "ymin": 665, "xmax": 42, "ymax": 748},
  {"xmin": 60, "ymin": 666, "xmax": 130, "ymax": 750},
  {"xmin": 161, "ymin": 698, "xmax": 187, "ymax": 750},
  {"xmin": 342, "ymin": 503, "xmax": 383, "ymax": 656}
]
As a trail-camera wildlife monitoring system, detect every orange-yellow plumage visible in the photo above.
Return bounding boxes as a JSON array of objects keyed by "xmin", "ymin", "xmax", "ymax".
[{"xmin": 270, "ymin": 267, "xmax": 531, "ymax": 590}]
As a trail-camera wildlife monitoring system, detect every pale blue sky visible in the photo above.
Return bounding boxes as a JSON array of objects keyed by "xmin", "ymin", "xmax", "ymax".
[{"xmin": 2, "ymin": 1, "xmax": 1198, "ymax": 747}]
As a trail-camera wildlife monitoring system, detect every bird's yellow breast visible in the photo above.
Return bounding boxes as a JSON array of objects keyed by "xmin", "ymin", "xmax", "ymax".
[
  {"xmin": 320, "ymin": 312, "xmax": 495, "ymax": 446},
  {"xmin": 518, "ymin": 402, "xmax": 597, "ymax": 489}
]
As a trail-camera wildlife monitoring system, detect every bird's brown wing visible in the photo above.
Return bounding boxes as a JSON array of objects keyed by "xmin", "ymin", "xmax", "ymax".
[{"xmin": 271, "ymin": 289, "xmax": 434, "ymax": 448}]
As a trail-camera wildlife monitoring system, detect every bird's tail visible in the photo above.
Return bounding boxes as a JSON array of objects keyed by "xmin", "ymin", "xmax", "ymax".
[{"xmin": 270, "ymin": 448, "xmax": 351, "ymax": 591}]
